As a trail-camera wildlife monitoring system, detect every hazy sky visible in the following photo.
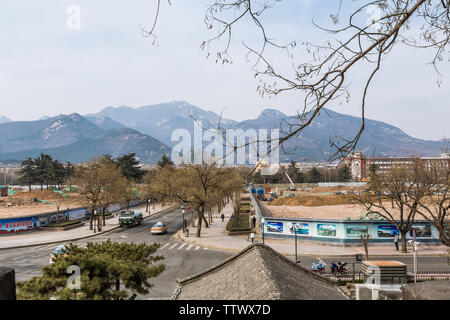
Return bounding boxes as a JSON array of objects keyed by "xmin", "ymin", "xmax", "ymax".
[{"xmin": 0, "ymin": 1, "xmax": 448, "ymax": 141}]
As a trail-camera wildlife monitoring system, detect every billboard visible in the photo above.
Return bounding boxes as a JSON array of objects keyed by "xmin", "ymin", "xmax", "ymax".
[
  {"xmin": 68, "ymin": 208, "xmax": 86, "ymax": 221},
  {"xmin": 317, "ymin": 224, "xmax": 336, "ymax": 237},
  {"xmin": 0, "ymin": 217, "xmax": 40, "ymax": 234},
  {"xmin": 410, "ymin": 224, "xmax": 432, "ymax": 237},
  {"xmin": 287, "ymin": 222, "xmax": 309, "ymax": 235},
  {"xmin": 266, "ymin": 221, "xmax": 283, "ymax": 233},
  {"xmin": 346, "ymin": 225, "xmax": 368, "ymax": 237},
  {"xmin": 377, "ymin": 225, "xmax": 399, "ymax": 237}
]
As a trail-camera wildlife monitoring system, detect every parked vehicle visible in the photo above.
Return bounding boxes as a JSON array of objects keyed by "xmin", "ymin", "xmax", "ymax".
[
  {"xmin": 119, "ymin": 210, "xmax": 143, "ymax": 227},
  {"xmin": 330, "ymin": 261, "xmax": 349, "ymax": 274},
  {"xmin": 312, "ymin": 261, "xmax": 326, "ymax": 273},
  {"xmin": 151, "ymin": 222, "xmax": 167, "ymax": 235}
]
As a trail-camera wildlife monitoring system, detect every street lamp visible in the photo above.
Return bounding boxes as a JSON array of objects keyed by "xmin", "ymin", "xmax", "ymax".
[
  {"xmin": 261, "ymin": 218, "xmax": 266, "ymax": 244},
  {"xmin": 147, "ymin": 198, "xmax": 151, "ymax": 214},
  {"xmin": 182, "ymin": 209, "xmax": 186, "ymax": 233},
  {"xmin": 408, "ymin": 230, "xmax": 421, "ymax": 283}
]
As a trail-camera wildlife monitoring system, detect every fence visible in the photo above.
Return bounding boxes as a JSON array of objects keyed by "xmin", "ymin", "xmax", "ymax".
[{"xmin": 321, "ymin": 271, "xmax": 450, "ymax": 283}]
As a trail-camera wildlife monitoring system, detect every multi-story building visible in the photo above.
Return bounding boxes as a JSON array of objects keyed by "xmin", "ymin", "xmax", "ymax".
[{"xmin": 342, "ymin": 152, "xmax": 450, "ymax": 181}]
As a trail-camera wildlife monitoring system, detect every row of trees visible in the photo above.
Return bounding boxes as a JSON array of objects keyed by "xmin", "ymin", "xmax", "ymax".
[
  {"xmin": 17, "ymin": 154, "xmax": 75, "ymax": 191},
  {"xmin": 147, "ymin": 158, "xmax": 245, "ymax": 237},
  {"xmin": 253, "ymin": 162, "xmax": 352, "ymax": 184}
]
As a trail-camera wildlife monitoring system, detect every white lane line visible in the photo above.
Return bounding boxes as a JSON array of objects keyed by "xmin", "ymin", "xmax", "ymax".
[
  {"xmin": 178, "ymin": 243, "xmax": 187, "ymax": 250},
  {"xmin": 169, "ymin": 243, "xmax": 178, "ymax": 250},
  {"xmin": 159, "ymin": 243, "xmax": 170, "ymax": 250},
  {"xmin": 186, "ymin": 244, "xmax": 194, "ymax": 250},
  {"xmin": 195, "ymin": 246, "xmax": 200, "ymax": 250},
  {"xmin": 203, "ymin": 247, "xmax": 208, "ymax": 250}
]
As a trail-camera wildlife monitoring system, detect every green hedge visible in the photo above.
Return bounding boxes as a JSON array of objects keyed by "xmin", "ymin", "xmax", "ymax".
[
  {"xmin": 241, "ymin": 197, "xmax": 251, "ymax": 201},
  {"xmin": 226, "ymin": 213, "xmax": 250, "ymax": 232},
  {"xmin": 43, "ymin": 220, "xmax": 82, "ymax": 228}
]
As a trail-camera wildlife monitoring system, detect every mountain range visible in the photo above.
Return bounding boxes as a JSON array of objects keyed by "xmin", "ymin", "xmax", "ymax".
[{"xmin": 0, "ymin": 101, "xmax": 446, "ymax": 163}]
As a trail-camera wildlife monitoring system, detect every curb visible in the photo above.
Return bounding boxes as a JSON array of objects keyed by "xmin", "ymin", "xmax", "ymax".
[
  {"xmin": 0, "ymin": 205, "xmax": 177, "ymax": 251},
  {"xmin": 175, "ymin": 230, "xmax": 448, "ymax": 257}
]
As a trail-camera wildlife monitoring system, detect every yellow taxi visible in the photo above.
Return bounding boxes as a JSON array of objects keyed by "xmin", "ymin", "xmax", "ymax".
[
  {"xmin": 151, "ymin": 222, "xmax": 167, "ymax": 235},
  {"xmin": 49, "ymin": 245, "xmax": 69, "ymax": 264}
]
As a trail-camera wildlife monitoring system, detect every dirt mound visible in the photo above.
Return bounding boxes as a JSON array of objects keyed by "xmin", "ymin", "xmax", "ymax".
[{"xmin": 268, "ymin": 194, "xmax": 356, "ymax": 207}]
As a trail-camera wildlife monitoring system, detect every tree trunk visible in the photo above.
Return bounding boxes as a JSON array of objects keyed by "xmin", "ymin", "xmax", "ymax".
[
  {"xmin": 401, "ymin": 230, "xmax": 408, "ymax": 253},
  {"xmin": 360, "ymin": 235, "xmax": 370, "ymax": 260},
  {"xmin": 196, "ymin": 211, "xmax": 203, "ymax": 237},
  {"xmin": 28, "ymin": 183, "xmax": 31, "ymax": 192},
  {"xmin": 89, "ymin": 211, "xmax": 94, "ymax": 230},
  {"xmin": 102, "ymin": 206, "xmax": 107, "ymax": 226},
  {"xmin": 202, "ymin": 215, "xmax": 209, "ymax": 228}
]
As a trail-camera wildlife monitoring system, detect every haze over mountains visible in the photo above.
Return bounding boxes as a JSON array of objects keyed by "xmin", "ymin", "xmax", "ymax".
[{"xmin": 0, "ymin": 101, "xmax": 446, "ymax": 163}]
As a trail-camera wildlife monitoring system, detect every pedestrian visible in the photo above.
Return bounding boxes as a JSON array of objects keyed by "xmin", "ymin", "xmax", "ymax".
[
  {"xmin": 221, "ymin": 213, "xmax": 225, "ymax": 222},
  {"xmin": 252, "ymin": 216, "xmax": 256, "ymax": 228},
  {"xmin": 128, "ymin": 293, "xmax": 137, "ymax": 300},
  {"xmin": 394, "ymin": 233, "xmax": 399, "ymax": 251}
]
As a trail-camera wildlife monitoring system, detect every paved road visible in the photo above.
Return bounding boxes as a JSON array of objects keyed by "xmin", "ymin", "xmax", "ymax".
[
  {"xmin": 291, "ymin": 255, "xmax": 450, "ymax": 273},
  {"xmin": 0, "ymin": 207, "xmax": 233, "ymax": 299}
]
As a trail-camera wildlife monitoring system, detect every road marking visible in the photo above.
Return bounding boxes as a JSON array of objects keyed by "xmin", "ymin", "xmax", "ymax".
[
  {"xmin": 119, "ymin": 234, "xmax": 128, "ymax": 239},
  {"xmin": 178, "ymin": 243, "xmax": 187, "ymax": 250},
  {"xmin": 169, "ymin": 243, "xmax": 178, "ymax": 250},
  {"xmin": 186, "ymin": 244, "xmax": 194, "ymax": 250},
  {"xmin": 203, "ymin": 247, "xmax": 208, "ymax": 250},
  {"xmin": 195, "ymin": 246, "xmax": 200, "ymax": 250},
  {"xmin": 159, "ymin": 243, "xmax": 170, "ymax": 250}
]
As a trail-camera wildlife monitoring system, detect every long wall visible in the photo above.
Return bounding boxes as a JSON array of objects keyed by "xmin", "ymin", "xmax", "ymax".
[
  {"xmin": 0, "ymin": 199, "xmax": 141, "ymax": 234},
  {"xmin": 251, "ymin": 193, "xmax": 441, "ymax": 246}
]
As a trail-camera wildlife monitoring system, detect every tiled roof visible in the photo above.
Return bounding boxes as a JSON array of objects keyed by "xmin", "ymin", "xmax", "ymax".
[{"xmin": 172, "ymin": 243, "xmax": 347, "ymax": 300}]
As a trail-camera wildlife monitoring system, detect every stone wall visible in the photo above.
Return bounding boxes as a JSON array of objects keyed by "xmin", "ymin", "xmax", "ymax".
[{"xmin": 0, "ymin": 267, "xmax": 16, "ymax": 300}]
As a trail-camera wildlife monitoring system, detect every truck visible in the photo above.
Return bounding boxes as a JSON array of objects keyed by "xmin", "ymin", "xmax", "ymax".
[{"xmin": 118, "ymin": 210, "xmax": 143, "ymax": 227}]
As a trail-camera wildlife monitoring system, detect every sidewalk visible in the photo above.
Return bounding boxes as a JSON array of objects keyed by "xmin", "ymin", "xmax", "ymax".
[
  {"xmin": 0, "ymin": 203, "xmax": 174, "ymax": 250},
  {"xmin": 176, "ymin": 203, "xmax": 450, "ymax": 257}
]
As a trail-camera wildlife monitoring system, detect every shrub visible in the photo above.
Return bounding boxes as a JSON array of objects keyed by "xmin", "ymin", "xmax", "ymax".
[
  {"xmin": 226, "ymin": 213, "xmax": 250, "ymax": 232},
  {"xmin": 43, "ymin": 220, "xmax": 82, "ymax": 228}
]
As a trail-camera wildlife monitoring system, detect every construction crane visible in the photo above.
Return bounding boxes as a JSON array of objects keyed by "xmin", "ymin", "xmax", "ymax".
[{"xmin": 285, "ymin": 172, "xmax": 297, "ymax": 191}]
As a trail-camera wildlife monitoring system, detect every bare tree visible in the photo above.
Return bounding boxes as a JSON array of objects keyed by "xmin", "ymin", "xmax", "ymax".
[
  {"xmin": 143, "ymin": 1, "xmax": 450, "ymax": 160},
  {"xmin": 414, "ymin": 165, "xmax": 450, "ymax": 246},
  {"xmin": 353, "ymin": 163, "xmax": 430, "ymax": 252}
]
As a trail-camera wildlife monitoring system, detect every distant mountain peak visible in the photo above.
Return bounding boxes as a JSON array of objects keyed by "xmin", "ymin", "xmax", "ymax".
[
  {"xmin": 0, "ymin": 115, "xmax": 12, "ymax": 124},
  {"xmin": 258, "ymin": 109, "xmax": 286, "ymax": 119}
]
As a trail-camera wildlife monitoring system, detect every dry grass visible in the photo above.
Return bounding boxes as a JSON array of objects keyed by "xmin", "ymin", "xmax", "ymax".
[{"xmin": 268, "ymin": 195, "xmax": 356, "ymax": 207}]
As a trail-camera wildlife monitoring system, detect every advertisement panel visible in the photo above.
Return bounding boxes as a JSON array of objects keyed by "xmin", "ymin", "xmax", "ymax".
[
  {"xmin": 287, "ymin": 222, "xmax": 309, "ymax": 235},
  {"xmin": 68, "ymin": 208, "xmax": 86, "ymax": 221},
  {"xmin": 409, "ymin": 224, "xmax": 432, "ymax": 237},
  {"xmin": 346, "ymin": 224, "xmax": 368, "ymax": 237},
  {"xmin": 377, "ymin": 225, "xmax": 399, "ymax": 237},
  {"xmin": 0, "ymin": 217, "xmax": 40, "ymax": 234},
  {"xmin": 317, "ymin": 224, "xmax": 336, "ymax": 237},
  {"xmin": 266, "ymin": 221, "xmax": 283, "ymax": 233}
]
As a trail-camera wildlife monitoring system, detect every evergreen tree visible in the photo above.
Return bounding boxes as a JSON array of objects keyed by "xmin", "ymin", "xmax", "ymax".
[
  {"xmin": 307, "ymin": 167, "xmax": 322, "ymax": 183},
  {"xmin": 17, "ymin": 158, "xmax": 36, "ymax": 191},
  {"xmin": 17, "ymin": 240, "xmax": 165, "ymax": 300},
  {"xmin": 337, "ymin": 164, "xmax": 352, "ymax": 182},
  {"xmin": 157, "ymin": 153, "xmax": 174, "ymax": 168},
  {"xmin": 116, "ymin": 153, "xmax": 145, "ymax": 182}
]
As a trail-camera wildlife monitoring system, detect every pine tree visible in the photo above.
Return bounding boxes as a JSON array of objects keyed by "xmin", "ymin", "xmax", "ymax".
[
  {"xmin": 17, "ymin": 158, "xmax": 36, "ymax": 191},
  {"xmin": 116, "ymin": 153, "xmax": 145, "ymax": 182},
  {"xmin": 17, "ymin": 240, "xmax": 165, "ymax": 300},
  {"xmin": 337, "ymin": 164, "xmax": 352, "ymax": 182},
  {"xmin": 157, "ymin": 153, "xmax": 174, "ymax": 168}
]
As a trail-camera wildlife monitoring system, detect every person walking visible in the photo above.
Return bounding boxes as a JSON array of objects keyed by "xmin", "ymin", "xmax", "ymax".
[
  {"xmin": 393, "ymin": 233, "xmax": 399, "ymax": 251},
  {"xmin": 252, "ymin": 216, "xmax": 257, "ymax": 229},
  {"xmin": 221, "ymin": 213, "xmax": 225, "ymax": 222}
]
